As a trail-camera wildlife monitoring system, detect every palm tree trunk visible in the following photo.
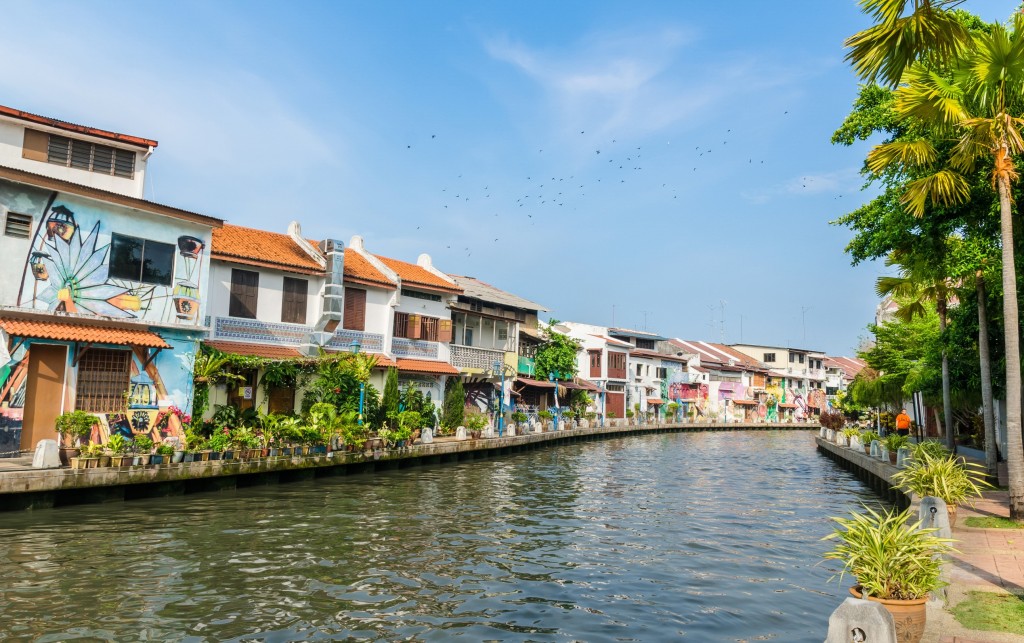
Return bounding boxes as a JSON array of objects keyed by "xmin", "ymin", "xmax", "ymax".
[
  {"xmin": 977, "ymin": 272, "xmax": 998, "ymax": 480},
  {"xmin": 997, "ymin": 168, "xmax": 1023, "ymax": 520},
  {"xmin": 938, "ymin": 296, "xmax": 954, "ymax": 450}
]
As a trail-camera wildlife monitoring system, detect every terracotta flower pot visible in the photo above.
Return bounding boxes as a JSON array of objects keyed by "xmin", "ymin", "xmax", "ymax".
[{"xmin": 849, "ymin": 586, "xmax": 927, "ymax": 643}]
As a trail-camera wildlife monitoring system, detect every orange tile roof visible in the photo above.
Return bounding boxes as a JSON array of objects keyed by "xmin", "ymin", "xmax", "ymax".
[
  {"xmin": 0, "ymin": 104, "xmax": 158, "ymax": 149},
  {"xmin": 204, "ymin": 340, "xmax": 303, "ymax": 360},
  {"xmin": 375, "ymin": 255, "xmax": 462, "ymax": 293},
  {"xmin": 211, "ymin": 224, "xmax": 324, "ymax": 275},
  {"xmin": 344, "ymin": 249, "xmax": 396, "ymax": 288},
  {"xmin": 0, "ymin": 317, "xmax": 170, "ymax": 348},
  {"xmin": 396, "ymin": 358, "xmax": 460, "ymax": 375}
]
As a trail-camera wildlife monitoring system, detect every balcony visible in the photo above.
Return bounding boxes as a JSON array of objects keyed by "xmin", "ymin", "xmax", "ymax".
[
  {"xmin": 518, "ymin": 355, "xmax": 536, "ymax": 376},
  {"xmin": 326, "ymin": 328, "xmax": 384, "ymax": 353},
  {"xmin": 392, "ymin": 337, "xmax": 439, "ymax": 359},
  {"xmin": 450, "ymin": 344, "xmax": 506, "ymax": 371},
  {"xmin": 212, "ymin": 316, "xmax": 310, "ymax": 345}
]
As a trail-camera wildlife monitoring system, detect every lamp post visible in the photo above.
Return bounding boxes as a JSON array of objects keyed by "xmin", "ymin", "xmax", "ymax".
[
  {"xmin": 549, "ymin": 371, "xmax": 560, "ymax": 431},
  {"xmin": 493, "ymin": 359, "xmax": 505, "ymax": 437},
  {"xmin": 349, "ymin": 339, "xmax": 365, "ymax": 425},
  {"xmin": 599, "ymin": 382, "xmax": 606, "ymax": 428}
]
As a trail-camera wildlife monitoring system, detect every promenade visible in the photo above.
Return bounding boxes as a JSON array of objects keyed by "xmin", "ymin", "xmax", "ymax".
[
  {"xmin": 816, "ymin": 437, "xmax": 1024, "ymax": 642},
  {"xmin": 0, "ymin": 421, "xmax": 816, "ymax": 512}
]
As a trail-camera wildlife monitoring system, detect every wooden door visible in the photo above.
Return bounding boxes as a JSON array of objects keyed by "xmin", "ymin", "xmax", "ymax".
[
  {"xmin": 606, "ymin": 392, "xmax": 625, "ymax": 419},
  {"xmin": 21, "ymin": 344, "xmax": 67, "ymax": 450}
]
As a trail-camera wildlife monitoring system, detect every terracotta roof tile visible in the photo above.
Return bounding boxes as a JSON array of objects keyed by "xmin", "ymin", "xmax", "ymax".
[
  {"xmin": 0, "ymin": 317, "xmax": 170, "ymax": 348},
  {"xmin": 212, "ymin": 224, "xmax": 324, "ymax": 275},
  {"xmin": 375, "ymin": 255, "xmax": 461, "ymax": 293},
  {"xmin": 204, "ymin": 341, "xmax": 303, "ymax": 360},
  {"xmin": 396, "ymin": 358, "xmax": 460, "ymax": 375},
  {"xmin": 344, "ymin": 249, "xmax": 396, "ymax": 288}
]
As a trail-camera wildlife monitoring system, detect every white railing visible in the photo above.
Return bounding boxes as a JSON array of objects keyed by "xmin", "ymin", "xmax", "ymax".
[{"xmin": 450, "ymin": 344, "xmax": 506, "ymax": 370}]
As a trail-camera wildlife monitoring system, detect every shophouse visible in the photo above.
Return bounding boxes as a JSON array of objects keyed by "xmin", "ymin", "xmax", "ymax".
[
  {"xmin": 730, "ymin": 344, "xmax": 828, "ymax": 419},
  {"xmin": 446, "ymin": 274, "xmax": 547, "ymax": 416},
  {"xmin": 561, "ymin": 322, "xmax": 632, "ymax": 422},
  {"xmin": 606, "ymin": 328, "xmax": 669, "ymax": 420},
  {"xmin": 824, "ymin": 356, "xmax": 866, "ymax": 402},
  {"xmin": 669, "ymin": 340, "xmax": 769, "ymax": 421},
  {"xmin": 0, "ymin": 104, "xmax": 222, "ymax": 455},
  {"xmin": 206, "ymin": 224, "xmax": 461, "ymax": 417}
]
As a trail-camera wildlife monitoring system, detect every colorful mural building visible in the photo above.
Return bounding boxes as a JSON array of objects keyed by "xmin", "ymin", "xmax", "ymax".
[
  {"xmin": 665, "ymin": 340, "xmax": 769, "ymax": 422},
  {"xmin": 729, "ymin": 344, "xmax": 828, "ymax": 421},
  {"xmin": 205, "ymin": 223, "xmax": 462, "ymax": 417},
  {"xmin": 0, "ymin": 104, "xmax": 222, "ymax": 456}
]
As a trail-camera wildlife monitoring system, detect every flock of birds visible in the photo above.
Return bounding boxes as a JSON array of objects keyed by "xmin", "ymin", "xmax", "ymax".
[{"xmin": 400, "ymin": 117, "xmax": 845, "ymax": 259}]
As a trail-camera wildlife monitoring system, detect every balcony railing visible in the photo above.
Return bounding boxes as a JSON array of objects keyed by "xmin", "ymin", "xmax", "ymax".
[
  {"xmin": 327, "ymin": 329, "xmax": 384, "ymax": 353},
  {"xmin": 451, "ymin": 344, "xmax": 505, "ymax": 371},
  {"xmin": 212, "ymin": 316, "xmax": 310, "ymax": 345},
  {"xmin": 392, "ymin": 337, "xmax": 439, "ymax": 359}
]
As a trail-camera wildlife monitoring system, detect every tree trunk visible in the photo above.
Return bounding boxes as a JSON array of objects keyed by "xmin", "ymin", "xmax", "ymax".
[
  {"xmin": 977, "ymin": 272, "xmax": 998, "ymax": 480},
  {"xmin": 938, "ymin": 296, "xmax": 954, "ymax": 451},
  {"xmin": 997, "ymin": 170, "xmax": 1023, "ymax": 520}
]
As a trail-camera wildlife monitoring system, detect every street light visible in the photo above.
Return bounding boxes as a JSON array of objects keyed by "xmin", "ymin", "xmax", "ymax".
[
  {"xmin": 599, "ymin": 381, "xmax": 606, "ymax": 428},
  {"xmin": 493, "ymin": 359, "xmax": 506, "ymax": 437},
  {"xmin": 549, "ymin": 371, "xmax": 560, "ymax": 430},
  {"xmin": 349, "ymin": 339, "xmax": 365, "ymax": 425}
]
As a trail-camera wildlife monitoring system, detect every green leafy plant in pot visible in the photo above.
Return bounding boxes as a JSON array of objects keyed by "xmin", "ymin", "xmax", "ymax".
[
  {"xmin": 891, "ymin": 453, "xmax": 992, "ymax": 527},
  {"xmin": 860, "ymin": 430, "xmax": 880, "ymax": 454},
  {"xmin": 822, "ymin": 504, "xmax": 955, "ymax": 643},
  {"xmin": 882, "ymin": 433, "xmax": 909, "ymax": 464}
]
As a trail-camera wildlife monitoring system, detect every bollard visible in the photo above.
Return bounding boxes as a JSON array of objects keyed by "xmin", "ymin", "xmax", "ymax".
[
  {"xmin": 824, "ymin": 597, "xmax": 897, "ymax": 643},
  {"xmin": 896, "ymin": 446, "xmax": 912, "ymax": 467},
  {"xmin": 849, "ymin": 436, "xmax": 862, "ymax": 451},
  {"xmin": 870, "ymin": 440, "xmax": 881, "ymax": 458}
]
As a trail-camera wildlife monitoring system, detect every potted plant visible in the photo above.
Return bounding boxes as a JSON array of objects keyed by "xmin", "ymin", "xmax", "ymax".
[
  {"xmin": 465, "ymin": 411, "xmax": 488, "ymax": 439},
  {"xmin": 607, "ymin": 410, "xmax": 617, "ymax": 426},
  {"xmin": 860, "ymin": 430, "xmax": 880, "ymax": 455},
  {"xmin": 882, "ymin": 433, "xmax": 909, "ymax": 465},
  {"xmin": 625, "ymin": 409, "xmax": 635, "ymax": 425},
  {"xmin": 79, "ymin": 443, "xmax": 103, "ymax": 469},
  {"xmin": 133, "ymin": 435, "xmax": 153, "ymax": 465},
  {"xmin": 537, "ymin": 410, "xmax": 553, "ymax": 431},
  {"xmin": 822, "ymin": 505, "xmax": 954, "ymax": 643},
  {"xmin": 891, "ymin": 453, "xmax": 992, "ymax": 526},
  {"xmin": 511, "ymin": 411, "xmax": 528, "ymax": 433},
  {"xmin": 55, "ymin": 411, "xmax": 98, "ymax": 466},
  {"xmin": 107, "ymin": 434, "xmax": 130, "ymax": 467},
  {"xmin": 841, "ymin": 427, "xmax": 861, "ymax": 448},
  {"xmin": 206, "ymin": 431, "xmax": 230, "ymax": 460}
]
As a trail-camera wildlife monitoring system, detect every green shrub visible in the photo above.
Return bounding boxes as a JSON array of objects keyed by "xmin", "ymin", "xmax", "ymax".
[{"xmin": 892, "ymin": 452, "xmax": 993, "ymax": 508}]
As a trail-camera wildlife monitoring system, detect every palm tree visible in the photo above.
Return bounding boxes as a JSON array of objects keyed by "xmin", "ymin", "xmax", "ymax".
[
  {"xmin": 845, "ymin": 0, "xmax": 971, "ymax": 88},
  {"xmin": 975, "ymin": 269, "xmax": 998, "ymax": 479},
  {"xmin": 876, "ymin": 247, "xmax": 955, "ymax": 448},
  {"xmin": 856, "ymin": 14, "xmax": 1024, "ymax": 518}
]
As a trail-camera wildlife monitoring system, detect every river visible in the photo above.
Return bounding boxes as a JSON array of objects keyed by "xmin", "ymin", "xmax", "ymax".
[{"xmin": 0, "ymin": 430, "xmax": 881, "ymax": 641}]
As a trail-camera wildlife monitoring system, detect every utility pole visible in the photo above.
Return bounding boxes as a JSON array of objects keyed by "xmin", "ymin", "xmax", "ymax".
[
  {"xmin": 707, "ymin": 304, "xmax": 716, "ymax": 336},
  {"xmin": 801, "ymin": 306, "xmax": 812, "ymax": 344},
  {"xmin": 720, "ymin": 300, "xmax": 727, "ymax": 343}
]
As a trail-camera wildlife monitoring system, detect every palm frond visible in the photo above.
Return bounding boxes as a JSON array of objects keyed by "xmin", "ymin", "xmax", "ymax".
[
  {"xmin": 900, "ymin": 169, "xmax": 971, "ymax": 216},
  {"xmin": 895, "ymin": 66, "xmax": 968, "ymax": 126},
  {"xmin": 866, "ymin": 139, "xmax": 938, "ymax": 174}
]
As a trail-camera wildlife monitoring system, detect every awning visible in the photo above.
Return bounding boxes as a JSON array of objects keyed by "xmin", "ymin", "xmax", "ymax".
[
  {"xmin": 779, "ymin": 403, "xmax": 798, "ymax": 409},
  {"xmin": 396, "ymin": 358, "xmax": 460, "ymax": 375},
  {"xmin": 647, "ymin": 397, "xmax": 664, "ymax": 405},
  {"xmin": 560, "ymin": 379, "xmax": 600, "ymax": 392},
  {"xmin": 732, "ymin": 399, "xmax": 759, "ymax": 405},
  {"xmin": 205, "ymin": 340, "xmax": 302, "ymax": 360},
  {"xmin": 516, "ymin": 376, "xmax": 555, "ymax": 388},
  {"xmin": 0, "ymin": 316, "xmax": 170, "ymax": 349}
]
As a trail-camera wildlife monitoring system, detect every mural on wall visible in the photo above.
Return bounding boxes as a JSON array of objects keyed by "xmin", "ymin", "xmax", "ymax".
[{"xmin": 17, "ymin": 200, "xmax": 206, "ymax": 325}]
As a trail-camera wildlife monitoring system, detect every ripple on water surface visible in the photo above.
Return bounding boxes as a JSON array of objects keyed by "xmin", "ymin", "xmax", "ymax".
[{"xmin": 0, "ymin": 431, "xmax": 883, "ymax": 641}]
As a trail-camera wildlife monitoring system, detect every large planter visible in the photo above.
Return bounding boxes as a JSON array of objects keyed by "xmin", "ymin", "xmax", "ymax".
[
  {"xmin": 59, "ymin": 447, "xmax": 79, "ymax": 467},
  {"xmin": 849, "ymin": 586, "xmax": 927, "ymax": 643}
]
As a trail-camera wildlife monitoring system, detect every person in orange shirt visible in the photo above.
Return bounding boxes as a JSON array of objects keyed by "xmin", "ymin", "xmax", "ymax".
[{"xmin": 895, "ymin": 409, "xmax": 912, "ymax": 437}]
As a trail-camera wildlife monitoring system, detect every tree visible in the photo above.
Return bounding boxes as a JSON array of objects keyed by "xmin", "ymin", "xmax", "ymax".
[
  {"xmin": 876, "ymin": 245, "xmax": 955, "ymax": 448},
  {"xmin": 441, "ymin": 378, "xmax": 465, "ymax": 432},
  {"xmin": 847, "ymin": 6, "xmax": 1024, "ymax": 517},
  {"xmin": 382, "ymin": 366, "xmax": 400, "ymax": 429},
  {"xmin": 535, "ymin": 320, "xmax": 582, "ymax": 380}
]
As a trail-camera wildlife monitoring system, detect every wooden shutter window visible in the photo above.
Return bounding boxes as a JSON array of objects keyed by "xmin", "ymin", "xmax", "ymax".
[
  {"xmin": 229, "ymin": 269, "xmax": 259, "ymax": 319},
  {"xmin": 281, "ymin": 276, "xmax": 308, "ymax": 325},
  {"xmin": 438, "ymin": 319, "xmax": 453, "ymax": 343},
  {"xmin": 406, "ymin": 314, "xmax": 422, "ymax": 339},
  {"xmin": 343, "ymin": 287, "xmax": 366, "ymax": 331}
]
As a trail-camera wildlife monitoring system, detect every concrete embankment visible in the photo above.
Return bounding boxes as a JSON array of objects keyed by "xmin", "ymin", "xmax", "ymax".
[
  {"xmin": 814, "ymin": 435, "xmax": 911, "ymax": 508},
  {"xmin": 1, "ymin": 422, "xmax": 817, "ymax": 512}
]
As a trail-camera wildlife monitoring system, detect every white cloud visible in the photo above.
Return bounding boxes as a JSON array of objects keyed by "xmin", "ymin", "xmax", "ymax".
[{"xmin": 741, "ymin": 168, "xmax": 863, "ymax": 204}]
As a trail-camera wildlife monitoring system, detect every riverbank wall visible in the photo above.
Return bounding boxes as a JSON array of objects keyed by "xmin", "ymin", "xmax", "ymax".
[
  {"xmin": 814, "ymin": 435, "xmax": 911, "ymax": 508},
  {"xmin": 1, "ymin": 422, "xmax": 817, "ymax": 512}
]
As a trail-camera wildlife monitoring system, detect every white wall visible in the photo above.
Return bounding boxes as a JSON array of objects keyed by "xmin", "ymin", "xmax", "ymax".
[
  {"xmin": 0, "ymin": 119, "xmax": 148, "ymax": 198},
  {"xmin": 210, "ymin": 260, "xmax": 324, "ymax": 325}
]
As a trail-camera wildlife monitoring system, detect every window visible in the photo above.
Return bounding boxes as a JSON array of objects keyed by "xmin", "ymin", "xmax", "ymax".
[
  {"xmin": 108, "ymin": 233, "xmax": 174, "ymax": 286},
  {"xmin": 636, "ymin": 364, "xmax": 642, "ymax": 376},
  {"xmin": 281, "ymin": 277, "xmax": 308, "ymax": 325},
  {"xmin": 468, "ymin": 301, "xmax": 482, "ymax": 312},
  {"xmin": 343, "ymin": 287, "xmax": 366, "ymax": 331},
  {"xmin": 799, "ymin": 354, "xmax": 805, "ymax": 364},
  {"xmin": 608, "ymin": 352, "xmax": 626, "ymax": 372},
  {"xmin": 402, "ymin": 288, "xmax": 442, "ymax": 303},
  {"xmin": 656, "ymin": 367, "xmax": 668, "ymax": 379},
  {"xmin": 635, "ymin": 338, "xmax": 655, "ymax": 350},
  {"xmin": 3, "ymin": 212, "xmax": 32, "ymax": 238},
  {"xmin": 789, "ymin": 353, "xmax": 796, "ymax": 363},
  {"xmin": 75, "ymin": 348, "xmax": 131, "ymax": 413},
  {"xmin": 229, "ymin": 269, "xmax": 259, "ymax": 319},
  {"xmin": 46, "ymin": 134, "xmax": 136, "ymax": 178},
  {"xmin": 498, "ymin": 326, "xmax": 508, "ymax": 341},
  {"xmin": 763, "ymin": 352, "xmax": 776, "ymax": 363},
  {"xmin": 464, "ymin": 327, "xmax": 474, "ymax": 346},
  {"xmin": 394, "ymin": 312, "xmax": 441, "ymax": 341}
]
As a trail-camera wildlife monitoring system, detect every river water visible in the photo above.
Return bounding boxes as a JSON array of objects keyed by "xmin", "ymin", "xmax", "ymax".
[{"xmin": 0, "ymin": 430, "xmax": 881, "ymax": 642}]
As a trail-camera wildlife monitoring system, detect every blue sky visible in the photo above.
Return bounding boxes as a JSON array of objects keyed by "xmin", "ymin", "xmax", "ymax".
[{"xmin": 0, "ymin": 0, "xmax": 1016, "ymax": 355}]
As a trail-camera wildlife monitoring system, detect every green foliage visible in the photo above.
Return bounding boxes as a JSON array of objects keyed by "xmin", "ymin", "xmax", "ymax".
[
  {"xmin": 106, "ymin": 434, "xmax": 129, "ymax": 455},
  {"xmin": 156, "ymin": 444, "xmax": 175, "ymax": 457},
  {"xmin": 951, "ymin": 591, "xmax": 1024, "ymax": 635},
  {"xmin": 133, "ymin": 435, "xmax": 153, "ymax": 454},
  {"xmin": 892, "ymin": 452, "xmax": 993, "ymax": 507},
  {"xmin": 511, "ymin": 411, "xmax": 528, "ymax": 424},
  {"xmin": 962, "ymin": 516, "xmax": 1024, "ymax": 529},
  {"xmin": 440, "ymin": 378, "xmax": 465, "ymax": 431},
  {"xmin": 819, "ymin": 410, "xmax": 847, "ymax": 430},
  {"xmin": 401, "ymin": 386, "xmax": 436, "ymax": 428},
  {"xmin": 382, "ymin": 367, "xmax": 400, "ymax": 428},
  {"xmin": 883, "ymin": 432, "xmax": 910, "ymax": 452},
  {"xmin": 860, "ymin": 430, "xmax": 881, "ymax": 446},
  {"xmin": 207, "ymin": 432, "xmax": 231, "ymax": 452},
  {"xmin": 910, "ymin": 440, "xmax": 952, "ymax": 460},
  {"xmin": 822, "ymin": 504, "xmax": 955, "ymax": 600},
  {"xmin": 465, "ymin": 411, "xmax": 488, "ymax": 431},
  {"xmin": 54, "ymin": 411, "xmax": 99, "ymax": 445},
  {"xmin": 537, "ymin": 410, "xmax": 552, "ymax": 420},
  {"xmin": 534, "ymin": 320, "xmax": 581, "ymax": 380}
]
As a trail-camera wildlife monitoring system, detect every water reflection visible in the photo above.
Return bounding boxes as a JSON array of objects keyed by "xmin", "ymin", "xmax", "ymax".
[{"xmin": 0, "ymin": 431, "xmax": 880, "ymax": 641}]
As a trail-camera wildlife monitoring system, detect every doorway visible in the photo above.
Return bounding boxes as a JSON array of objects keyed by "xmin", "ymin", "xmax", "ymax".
[{"xmin": 20, "ymin": 344, "xmax": 67, "ymax": 451}]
